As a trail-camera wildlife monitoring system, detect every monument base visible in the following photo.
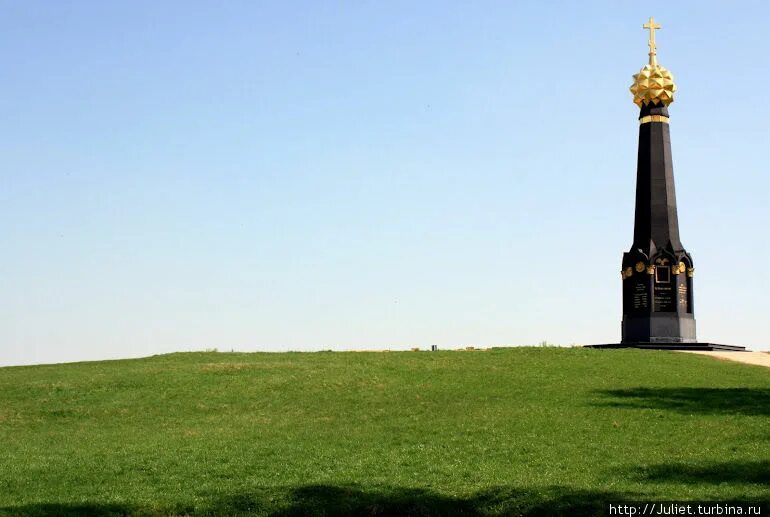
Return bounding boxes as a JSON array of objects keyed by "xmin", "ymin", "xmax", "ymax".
[
  {"xmin": 586, "ymin": 342, "xmax": 748, "ymax": 351},
  {"xmin": 622, "ymin": 314, "xmax": 697, "ymax": 344}
]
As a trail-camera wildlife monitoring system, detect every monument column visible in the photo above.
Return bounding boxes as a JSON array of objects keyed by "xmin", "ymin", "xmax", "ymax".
[
  {"xmin": 621, "ymin": 17, "xmax": 695, "ymax": 343},
  {"xmin": 589, "ymin": 18, "xmax": 745, "ymax": 352}
]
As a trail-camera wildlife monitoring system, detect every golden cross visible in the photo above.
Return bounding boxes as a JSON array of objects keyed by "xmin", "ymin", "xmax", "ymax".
[{"xmin": 643, "ymin": 17, "xmax": 662, "ymax": 64}]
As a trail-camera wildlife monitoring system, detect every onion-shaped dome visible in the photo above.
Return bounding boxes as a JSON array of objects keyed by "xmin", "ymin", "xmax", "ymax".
[{"xmin": 630, "ymin": 63, "xmax": 676, "ymax": 107}]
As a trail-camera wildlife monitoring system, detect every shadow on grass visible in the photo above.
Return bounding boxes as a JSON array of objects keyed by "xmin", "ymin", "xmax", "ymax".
[
  {"xmin": 629, "ymin": 460, "xmax": 770, "ymax": 486},
  {"xmin": 0, "ymin": 485, "xmax": 630, "ymax": 516},
  {"xmin": 4, "ymin": 483, "xmax": 769, "ymax": 516},
  {"xmin": 595, "ymin": 387, "xmax": 770, "ymax": 416},
  {"xmin": 0, "ymin": 503, "xmax": 149, "ymax": 517},
  {"xmin": 262, "ymin": 485, "xmax": 626, "ymax": 516}
]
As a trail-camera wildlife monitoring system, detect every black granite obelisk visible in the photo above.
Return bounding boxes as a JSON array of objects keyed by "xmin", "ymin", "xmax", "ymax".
[
  {"xmin": 589, "ymin": 18, "xmax": 745, "ymax": 351},
  {"xmin": 620, "ymin": 101, "xmax": 696, "ymax": 344}
]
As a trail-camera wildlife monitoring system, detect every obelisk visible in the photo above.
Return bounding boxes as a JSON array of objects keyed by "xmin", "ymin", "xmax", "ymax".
[
  {"xmin": 620, "ymin": 17, "xmax": 696, "ymax": 344},
  {"xmin": 588, "ymin": 19, "xmax": 746, "ymax": 351}
]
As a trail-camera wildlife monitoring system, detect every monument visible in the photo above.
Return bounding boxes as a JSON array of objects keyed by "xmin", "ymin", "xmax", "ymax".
[{"xmin": 591, "ymin": 18, "xmax": 745, "ymax": 351}]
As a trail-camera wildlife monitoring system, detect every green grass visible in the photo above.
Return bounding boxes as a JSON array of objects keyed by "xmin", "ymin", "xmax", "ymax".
[{"xmin": 0, "ymin": 348, "xmax": 768, "ymax": 516}]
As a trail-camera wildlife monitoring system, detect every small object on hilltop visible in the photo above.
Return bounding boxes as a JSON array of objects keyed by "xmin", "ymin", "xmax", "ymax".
[
  {"xmin": 431, "ymin": 345, "xmax": 438, "ymax": 352},
  {"xmin": 411, "ymin": 347, "xmax": 420, "ymax": 352}
]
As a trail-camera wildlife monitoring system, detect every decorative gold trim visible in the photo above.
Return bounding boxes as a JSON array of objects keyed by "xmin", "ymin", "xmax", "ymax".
[
  {"xmin": 687, "ymin": 267, "xmax": 695, "ymax": 278},
  {"xmin": 646, "ymin": 265, "xmax": 656, "ymax": 275},
  {"xmin": 643, "ymin": 17, "xmax": 662, "ymax": 66},
  {"xmin": 635, "ymin": 262, "xmax": 646, "ymax": 273},
  {"xmin": 639, "ymin": 115, "xmax": 670, "ymax": 124},
  {"xmin": 630, "ymin": 18, "xmax": 676, "ymax": 107}
]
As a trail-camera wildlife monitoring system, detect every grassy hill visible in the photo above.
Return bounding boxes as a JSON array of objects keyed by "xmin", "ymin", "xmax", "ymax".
[{"xmin": 0, "ymin": 348, "xmax": 767, "ymax": 516}]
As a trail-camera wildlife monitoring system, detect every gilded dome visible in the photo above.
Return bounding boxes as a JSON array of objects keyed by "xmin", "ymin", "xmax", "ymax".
[{"xmin": 630, "ymin": 63, "xmax": 676, "ymax": 107}]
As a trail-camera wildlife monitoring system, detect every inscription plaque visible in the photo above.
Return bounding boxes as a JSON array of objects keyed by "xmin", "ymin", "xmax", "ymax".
[
  {"xmin": 654, "ymin": 285, "xmax": 675, "ymax": 312},
  {"xmin": 632, "ymin": 282, "xmax": 648, "ymax": 310},
  {"xmin": 678, "ymin": 283, "xmax": 688, "ymax": 310}
]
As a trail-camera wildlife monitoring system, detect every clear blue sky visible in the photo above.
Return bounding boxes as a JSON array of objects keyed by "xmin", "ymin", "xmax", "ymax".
[{"xmin": 2, "ymin": 1, "xmax": 768, "ymax": 366}]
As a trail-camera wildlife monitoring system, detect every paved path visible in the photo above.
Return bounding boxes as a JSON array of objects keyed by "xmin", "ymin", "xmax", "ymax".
[{"xmin": 679, "ymin": 351, "xmax": 770, "ymax": 369}]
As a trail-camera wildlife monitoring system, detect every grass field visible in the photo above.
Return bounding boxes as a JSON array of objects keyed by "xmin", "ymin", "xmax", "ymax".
[{"xmin": 0, "ymin": 348, "xmax": 768, "ymax": 516}]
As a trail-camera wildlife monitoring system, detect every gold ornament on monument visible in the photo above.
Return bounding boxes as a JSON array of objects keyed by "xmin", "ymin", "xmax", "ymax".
[
  {"xmin": 629, "ymin": 17, "xmax": 676, "ymax": 107},
  {"xmin": 635, "ymin": 262, "xmax": 646, "ymax": 273}
]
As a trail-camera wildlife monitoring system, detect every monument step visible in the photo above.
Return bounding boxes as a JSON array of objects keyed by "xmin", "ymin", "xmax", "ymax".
[{"xmin": 586, "ymin": 343, "xmax": 748, "ymax": 352}]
